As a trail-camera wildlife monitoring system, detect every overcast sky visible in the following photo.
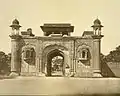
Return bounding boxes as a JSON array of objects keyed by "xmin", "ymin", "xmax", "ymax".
[{"xmin": 0, "ymin": 0, "xmax": 120, "ymax": 55}]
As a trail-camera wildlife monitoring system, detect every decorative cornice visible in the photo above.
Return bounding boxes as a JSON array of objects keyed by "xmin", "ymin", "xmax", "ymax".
[
  {"xmin": 92, "ymin": 35, "xmax": 104, "ymax": 39},
  {"xmin": 9, "ymin": 35, "xmax": 22, "ymax": 40}
]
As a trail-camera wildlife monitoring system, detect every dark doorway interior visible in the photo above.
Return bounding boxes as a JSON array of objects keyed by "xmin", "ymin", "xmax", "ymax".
[{"xmin": 47, "ymin": 49, "xmax": 64, "ymax": 77}]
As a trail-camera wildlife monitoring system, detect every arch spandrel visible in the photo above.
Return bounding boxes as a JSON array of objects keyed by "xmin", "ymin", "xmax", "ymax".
[
  {"xmin": 42, "ymin": 44, "xmax": 68, "ymax": 63},
  {"xmin": 22, "ymin": 44, "xmax": 36, "ymax": 52},
  {"xmin": 42, "ymin": 44, "xmax": 68, "ymax": 56}
]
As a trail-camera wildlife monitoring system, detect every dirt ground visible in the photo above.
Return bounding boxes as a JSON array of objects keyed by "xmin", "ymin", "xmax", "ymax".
[{"xmin": 0, "ymin": 77, "xmax": 120, "ymax": 95}]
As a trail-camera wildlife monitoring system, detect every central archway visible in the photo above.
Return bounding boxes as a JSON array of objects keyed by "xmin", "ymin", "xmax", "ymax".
[
  {"xmin": 42, "ymin": 45, "xmax": 69, "ymax": 77},
  {"xmin": 47, "ymin": 49, "xmax": 65, "ymax": 76}
]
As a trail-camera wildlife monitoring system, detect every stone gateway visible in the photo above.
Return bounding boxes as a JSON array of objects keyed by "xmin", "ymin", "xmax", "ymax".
[{"xmin": 9, "ymin": 18, "xmax": 104, "ymax": 77}]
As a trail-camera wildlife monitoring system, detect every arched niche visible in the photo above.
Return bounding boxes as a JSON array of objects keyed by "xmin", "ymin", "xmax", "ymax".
[
  {"xmin": 77, "ymin": 45, "xmax": 91, "ymax": 66},
  {"xmin": 22, "ymin": 45, "xmax": 36, "ymax": 65}
]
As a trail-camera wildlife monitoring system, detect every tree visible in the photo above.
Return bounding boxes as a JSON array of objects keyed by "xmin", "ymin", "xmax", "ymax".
[
  {"xmin": 105, "ymin": 45, "xmax": 120, "ymax": 62},
  {"xmin": 0, "ymin": 51, "xmax": 11, "ymax": 75},
  {"xmin": 100, "ymin": 53, "xmax": 107, "ymax": 64},
  {"xmin": 6, "ymin": 53, "xmax": 11, "ymax": 71},
  {"xmin": 52, "ymin": 56, "xmax": 63, "ymax": 71}
]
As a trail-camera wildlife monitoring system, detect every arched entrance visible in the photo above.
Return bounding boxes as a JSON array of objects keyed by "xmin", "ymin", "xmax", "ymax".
[
  {"xmin": 46, "ymin": 49, "xmax": 65, "ymax": 76},
  {"xmin": 42, "ymin": 45, "xmax": 69, "ymax": 77}
]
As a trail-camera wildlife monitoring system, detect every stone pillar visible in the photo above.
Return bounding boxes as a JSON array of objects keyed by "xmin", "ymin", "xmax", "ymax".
[
  {"xmin": 10, "ymin": 35, "xmax": 21, "ymax": 76},
  {"xmin": 92, "ymin": 35, "xmax": 103, "ymax": 77},
  {"xmin": 63, "ymin": 51, "xmax": 67, "ymax": 76}
]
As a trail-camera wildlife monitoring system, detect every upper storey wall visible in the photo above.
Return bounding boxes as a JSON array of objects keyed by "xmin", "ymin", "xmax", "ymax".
[{"xmin": 19, "ymin": 36, "xmax": 94, "ymax": 58}]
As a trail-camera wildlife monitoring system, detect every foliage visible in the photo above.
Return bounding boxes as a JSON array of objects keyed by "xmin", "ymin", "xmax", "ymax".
[
  {"xmin": 0, "ymin": 51, "xmax": 11, "ymax": 75},
  {"xmin": 100, "ymin": 53, "xmax": 107, "ymax": 65},
  {"xmin": 51, "ymin": 56, "xmax": 63, "ymax": 71},
  {"xmin": 105, "ymin": 45, "xmax": 120, "ymax": 62}
]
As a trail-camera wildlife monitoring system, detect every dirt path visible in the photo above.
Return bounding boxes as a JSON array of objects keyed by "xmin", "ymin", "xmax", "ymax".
[{"xmin": 0, "ymin": 77, "xmax": 120, "ymax": 95}]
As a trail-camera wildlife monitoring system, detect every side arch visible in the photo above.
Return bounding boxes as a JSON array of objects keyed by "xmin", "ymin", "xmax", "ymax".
[
  {"xmin": 77, "ymin": 44, "xmax": 91, "ymax": 66},
  {"xmin": 20, "ymin": 45, "xmax": 36, "ymax": 75},
  {"xmin": 21, "ymin": 45, "xmax": 36, "ymax": 65}
]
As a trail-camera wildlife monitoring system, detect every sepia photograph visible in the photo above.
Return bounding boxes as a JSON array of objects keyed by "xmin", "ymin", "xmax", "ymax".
[{"xmin": 0, "ymin": 0, "xmax": 120, "ymax": 96}]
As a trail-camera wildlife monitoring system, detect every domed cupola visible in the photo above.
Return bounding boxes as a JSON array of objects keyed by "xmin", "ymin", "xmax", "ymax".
[
  {"xmin": 10, "ymin": 19, "xmax": 21, "ymax": 28},
  {"xmin": 12, "ymin": 19, "xmax": 20, "ymax": 25},
  {"xmin": 94, "ymin": 18, "xmax": 101, "ymax": 25},
  {"xmin": 10, "ymin": 18, "xmax": 22, "ymax": 35},
  {"xmin": 91, "ymin": 18, "xmax": 103, "ymax": 35}
]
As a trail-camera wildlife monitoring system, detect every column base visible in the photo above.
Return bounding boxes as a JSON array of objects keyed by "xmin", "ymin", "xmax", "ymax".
[
  {"xmin": 69, "ymin": 72, "xmax": 75, "ymax": 77},
  {"xmin": 37, "ymin": 72, "xmax": 46, "ymax": 77},
  {"xmin": 93, "ymin": 70, "xmax": 102, "ymax": 77},
  {"xmin": 93, "ymin": 73, "xmax": 102, "ymax": 77},
  {"xmin": 9, "ymin": 72, "xmax": 19, "ymax": 77}
]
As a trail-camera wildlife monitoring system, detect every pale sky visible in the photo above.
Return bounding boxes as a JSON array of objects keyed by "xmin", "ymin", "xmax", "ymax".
[{"xmin": 0, "ymin": 0, "xmax": 120, "ymax": 55}]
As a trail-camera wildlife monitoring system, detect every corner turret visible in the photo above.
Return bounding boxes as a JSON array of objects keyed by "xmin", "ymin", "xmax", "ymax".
[
  {"xmin": 10, "ymin": 19, "xmax": 21, "ymax": 35},
  {"xmin": 91, "ymin": 18, "xmax": 103, "ymax": 36}
]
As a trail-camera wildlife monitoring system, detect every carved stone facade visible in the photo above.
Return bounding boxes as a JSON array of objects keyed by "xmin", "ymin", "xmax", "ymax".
[{"xmin": 9, "ymin": 19, "xmax": 104, "ymax": 77}]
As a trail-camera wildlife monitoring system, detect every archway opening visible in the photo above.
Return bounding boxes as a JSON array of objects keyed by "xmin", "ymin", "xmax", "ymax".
[{"xmin": 46, "ymin": 49, "xmax": 64, "ymax": 77}]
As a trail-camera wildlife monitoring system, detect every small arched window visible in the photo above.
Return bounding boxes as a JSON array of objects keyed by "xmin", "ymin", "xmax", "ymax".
[
  {"xmin": 78, "ymin": 48, "xmax": 90, "ymax": 61},
  {"xmin": 23, "ymin": 47, "xmax": 35, "ymax": 65}
]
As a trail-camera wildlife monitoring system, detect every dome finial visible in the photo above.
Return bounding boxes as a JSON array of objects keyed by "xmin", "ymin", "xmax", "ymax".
[
  {"xmin": 97, "ymin": 16, "xmax": 98, "ymax": 19},
  {"xmin": 94, "ymin": 18, "xmax": 101, "ymax": 25},
  {"xmin": 10, "ymin": 18, "xmax": 21, "ymax": 28},
  {"xmin": 12, "ymin": 18, "xmax": 19, "ymax": 25}
]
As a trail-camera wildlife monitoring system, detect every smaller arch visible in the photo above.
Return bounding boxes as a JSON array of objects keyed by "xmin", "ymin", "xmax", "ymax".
[
  {"xmin": 22, "ymin": 45, "xmax": 36, "ymax": 65},
  {"xmin": 78, "ymin": 48, "xmax": 90, "ymax": 60},
  {"xmin": 81, "ymin": 48, "xmax": 90, "ymax": 59},
  {"xmin": 77, "ymin": 45, "xmax": 91, "ymax": 65}
]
